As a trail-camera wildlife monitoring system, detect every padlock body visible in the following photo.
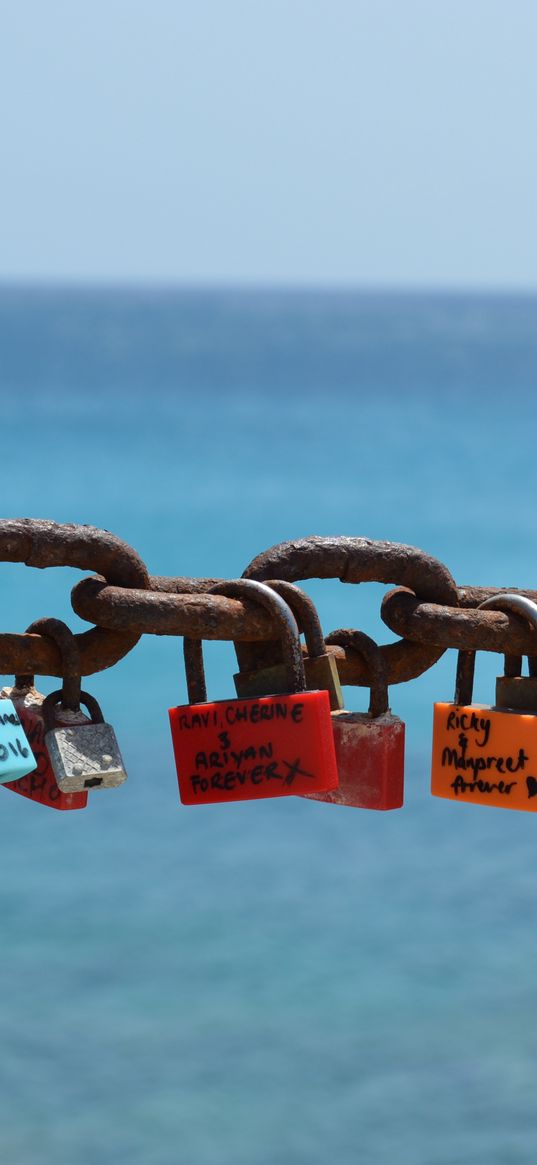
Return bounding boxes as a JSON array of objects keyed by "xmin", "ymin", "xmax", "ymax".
[
  {"xmin": 496, "ymin": 675, "xmax": 537, "ymax": 713},
  {"xmin": 234, "ymin": 655, "xmax": 344, "ymax": 712},
  {"xmin": 304, "ymin": 710, "xmax": 405, "ymax": 809},
  {"xmin": 1, "ymin": 689, "xmax": 87, "ymax": 810},
  {"xmin": 45, "ymin": 722, "xmax": 127, "ymax": 792},
  {"xmin": 0, "ymin": 698, "xmax": 37, "ymax": 784},
  {"xmin": 432, "ymin": 701, "xmax": 537, "ymax": 811},
  {"xmin": 304, "ymin": 655, "xmax": 344, "ymax": 711},
  {"xmin": 234, "ymin": 663, "xmax": 288, "ymax": 700},
  {"xmin": 169, "ymin": 689, "xmax": 339, "ymax": 805}
]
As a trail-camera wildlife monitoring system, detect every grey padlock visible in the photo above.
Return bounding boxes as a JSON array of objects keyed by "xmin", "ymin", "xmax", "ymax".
[{"xmin": 42, "ymin": 690, "xmax": 127, "ymax": 792}]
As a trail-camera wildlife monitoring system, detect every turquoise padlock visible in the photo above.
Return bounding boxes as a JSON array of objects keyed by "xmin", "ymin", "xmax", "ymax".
[{"xmin": 0, "ymin": 697, "xmax": 37, "ymax": 784}]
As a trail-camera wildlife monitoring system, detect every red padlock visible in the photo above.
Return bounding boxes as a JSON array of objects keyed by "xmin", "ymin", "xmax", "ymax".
[
  {"xmin": 303, "ymin": 630, "xmax": 405, "ymax": 809},
  {"xmin": 169, "ymin": 579, "xmax": 339, "ymax": 806},
  {"xmin": 1, "ymin": 619, "xmax": 88, "ymax": 811}
]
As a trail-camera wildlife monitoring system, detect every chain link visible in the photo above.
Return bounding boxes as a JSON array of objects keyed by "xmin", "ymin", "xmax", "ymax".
[{"xmin": 0, "ymin": 519, "xmax": 535, "ymax": 685}]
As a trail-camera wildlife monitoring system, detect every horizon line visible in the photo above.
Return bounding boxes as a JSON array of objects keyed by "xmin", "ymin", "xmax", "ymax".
[{"xmin": 1, "ymin": 277, "xmax": 537, "ymax": 297}]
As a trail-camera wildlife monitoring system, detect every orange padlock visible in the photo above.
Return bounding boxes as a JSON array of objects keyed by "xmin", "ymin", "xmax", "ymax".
[{"xmin": 432, "ymin": 593, "xmax": 537, "ymax": 811}]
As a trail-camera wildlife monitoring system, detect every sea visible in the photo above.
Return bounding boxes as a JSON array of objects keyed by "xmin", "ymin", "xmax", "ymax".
[{"xmin": 0, "ymin": 286, "xmax": 537, "ymax": 1164}]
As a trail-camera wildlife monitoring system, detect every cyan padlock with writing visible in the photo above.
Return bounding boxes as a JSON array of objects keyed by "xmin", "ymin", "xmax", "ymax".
[
  {"xmin": 234, "ymin": 580, "xmax": 344, "ymax": 711},
  {"xmin": 432, "ymin": 593, "xmax": 537, "ymax": 812},
  {"xmin": 303, "ymin": 629, "xmax": 405, "ymax": 809},
  {"xmin": 0, "ymin": 694, "xmax": 37, "ymax": 784},
  {"xmin": 169, "ymin": 578, "xmax": 339, "ymax": 805}
]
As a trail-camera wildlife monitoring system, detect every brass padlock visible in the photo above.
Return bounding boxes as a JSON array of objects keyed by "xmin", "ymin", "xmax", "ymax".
[{"xmin": 234, "ymin": 580, "xmax": 344, "ymax": 711}]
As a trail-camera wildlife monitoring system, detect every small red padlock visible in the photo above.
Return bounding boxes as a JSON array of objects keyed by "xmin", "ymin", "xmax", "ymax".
[
  {"xmin": 169, "ymin": 579, "xmax": 339, "ymax": 806},
  {"xmin": 1, "ymin": 619, "xmax": 88, "ymax": 811},
  {"xmin": 303, "ymin": 629, "xmax": 405, "ymax": 809}
]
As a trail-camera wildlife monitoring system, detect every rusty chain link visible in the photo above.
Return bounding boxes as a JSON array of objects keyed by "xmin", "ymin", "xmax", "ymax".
[
  {"xmin": 381, "ymin": 587, "xmax": 537, "ymax": 657},
  {"xmin": 0, "ymin": 519, "xmax": 536, "ymax": 685},
  {"xmin": 0, "ymin": 520, "xmax": 149, "ymax": 676},
  {"xmin": 240, "ymin": 536, "xmax": 459, "ymax": 685}
]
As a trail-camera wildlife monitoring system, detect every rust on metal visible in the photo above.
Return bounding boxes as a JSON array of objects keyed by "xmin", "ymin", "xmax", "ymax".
[
  {"xmin": 70, "ymin": 577, "xmax": 430, "ymax": 685},
  {"xmin": 25, "ymin": 618, "xmax": 82, "ymax": 709},
  {"xmin": 71, "ymin": 577, "xmax": 276, "ymax": 639},
  {"xmin": 5, "ymin": 519, "xmax": 537, "ymax": 688},
  {"xmin": 243, "ymin": 536, "xmax": 458, "ymax": 601},
  {"xmin": 325, "ymin": 629, "xmax": 389, "ymax": 717},
  {"xmin": 0, "ymin": 519, "xmax": 148, "ymax": 587},
  {"xmin": 454, "ymin": 650, "xmax": 476, "ymax": 705},
  {"xmin": 0, "ymin": 519, "xmax": 150, "ymax": 676},
  {"xmin": 381, "ymin": 587, "xmax": 537, "ymax": 656},
  {"xmin": 240, "ymin": 535, "xmax": 459, "ymax": 685}
]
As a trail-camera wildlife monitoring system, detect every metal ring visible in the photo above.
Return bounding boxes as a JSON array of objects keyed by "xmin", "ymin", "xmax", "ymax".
[
  {"xmin": 0, "ymin": 519, "xmax": 149, "ymax": 676},
  {"xmin": 241, "ymin": 536, "xmax": 458, "ymax": 685},
  {"xmin": 72, "ymin": 576, "xmax": 277, "ymax": 639},
  {"xmin": 24, "ymin": 618, "xmax": 82, "ymax": 709},
  {"xmin": 41, "ymin": 689, "xmax": 104, "ymax": 735},
  {"xmin": 262, "ymin": 581, "xmax": 326, "ymax": 660},
  {"xmin": 382, "ymin": 586, "xmax": 537, "ymax": 656},
  {"xmin": 325, "ymin": 629, "xmax": 389, "ymax": 716},
  {"xmin": 181, "ymin": 580, "xmax": 306, "ymax": 704},
  {"xmin": 210, "ymin": 580, "xmax": 306, "ymax": 695}
]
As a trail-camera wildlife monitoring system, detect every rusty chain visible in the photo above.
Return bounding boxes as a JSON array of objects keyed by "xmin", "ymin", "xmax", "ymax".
[{"xmin": 1, "ymin": 519, "xmax": 537, "ymax": 684}]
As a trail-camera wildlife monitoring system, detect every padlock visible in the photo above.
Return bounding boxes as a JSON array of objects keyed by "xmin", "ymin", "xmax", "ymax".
[
  {"xmin": 302, "ymin": 629, "xmax": 405, "ymax": 809},
  {"xmin": 42, "ymin": 688, "xmax": 127, "ymax": 792},
  {"xmin": 432, "ymin": 593, "xmax": 537, "ymax": 811},
  {"xmin": 0, "ymin": 690, "xmax": 37, "ymax": 784},
  {"xmin": 1, "ymin": 679, "xmax": 89, "ymax": 811},
  {"xmin": 2, "ymin": 617, "xmax": 126, "ymax": 806},
  {"xmin": 169, "ymin": 578, "xmax": 339, "ymax": 806},
  {"xmin": 234, "ymin": 580, "xmax": 344, "ymax": 711}
]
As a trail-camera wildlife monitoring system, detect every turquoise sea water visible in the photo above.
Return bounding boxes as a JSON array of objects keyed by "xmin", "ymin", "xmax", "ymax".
[{"xmin": 1, "ymin": 287, "xmax": 537, "ymax": 1164}]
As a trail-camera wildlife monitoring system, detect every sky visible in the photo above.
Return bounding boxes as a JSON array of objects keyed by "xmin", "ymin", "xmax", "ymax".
[{"xmin": 2, "ymin": 0, "xmax": 537, "ymax": 288}]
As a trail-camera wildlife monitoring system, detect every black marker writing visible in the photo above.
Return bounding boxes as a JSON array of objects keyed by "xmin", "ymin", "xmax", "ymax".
[
  {"xmin": 442, "ymin": 732, "xmax": 528, "ymax": 778},
  {"xmin": 446, "ymin": 709, "xmax": 491, "ymax": 748},
  {"xmin": 451, "ymin": 775, "xmax": 517, "ymax": 797}
]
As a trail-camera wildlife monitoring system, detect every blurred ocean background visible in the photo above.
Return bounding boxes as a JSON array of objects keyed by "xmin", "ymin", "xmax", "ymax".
[{"xmin": 0, "ymin": 286, "xmax": 537, "ymax": 1165}]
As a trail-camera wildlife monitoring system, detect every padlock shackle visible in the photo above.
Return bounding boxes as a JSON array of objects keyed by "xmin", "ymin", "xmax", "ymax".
[
  {"xmin": 479, "ymin": 593, "xmax": 537, "ymax": 681},
  {"xmin": 211, "ymin": 580, "xmax": 307, "ymax": 695},
  {"xmin": 41, "ymin": 689, "xmax": 105, "ymax": 735},
  {"xmin": 262, "ymin": 580, "xmax": 326, "ymax": 660},
  {"xmin": 24, "ymin": 618, "xmax": 82, "ymax": 710},
  {"xmin": 183, "ymin": 638, "xmax": 207, "ymax": 705},
  {"xmin": 325, "ymin": 628, "xmax": 389, "ymax": 716},
  {"xmin": 454, "ymin": 650, "xmax": 476, "ymax": 706},
  {"xmin": 453, "ymin": 594, "xmax": 537, "ymax": 706},
  {"xmin": 479, "ymin": 593, "xmax": 537, "ymax": 627},
  {"xmin": 183, "ymin": 580, "xmax": 307, "ymax": 705}
]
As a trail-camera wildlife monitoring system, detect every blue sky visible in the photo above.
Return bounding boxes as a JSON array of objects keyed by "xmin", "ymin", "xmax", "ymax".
[{"xmin": 2, "ymin": 0, "xmax": 537, "ymax": 287}]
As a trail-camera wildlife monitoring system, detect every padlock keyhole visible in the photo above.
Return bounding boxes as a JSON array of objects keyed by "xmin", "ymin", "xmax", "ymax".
[{"xmin": 84, "ymin": 777, "xmax": 103, "ymax": 788}]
